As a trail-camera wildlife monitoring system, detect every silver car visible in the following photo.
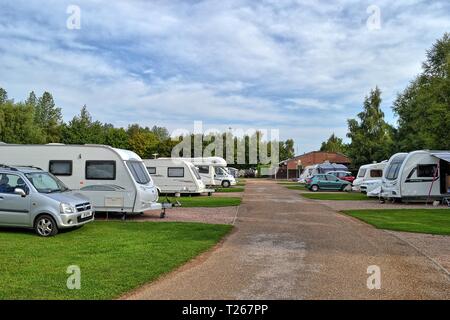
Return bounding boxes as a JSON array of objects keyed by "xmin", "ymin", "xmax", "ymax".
[{"xmin": 0, "ymin": 165, "xmax": 94, "ymax": 236}]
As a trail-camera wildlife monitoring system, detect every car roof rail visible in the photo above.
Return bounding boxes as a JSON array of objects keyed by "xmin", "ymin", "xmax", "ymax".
[
  {"xmin": 14, "ymin": 165, "xmax": 43, "ymax": 170},
  {"xmin": 0, "ymin": 164, "xmax": 18, "ymax": 171}
]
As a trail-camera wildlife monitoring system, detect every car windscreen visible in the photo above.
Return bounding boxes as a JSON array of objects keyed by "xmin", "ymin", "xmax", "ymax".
[
  {"xmin": 126, "ymin": 161, "xmax": 152, "ymax": 185},
  {"xmin": 25, "ymin": 172, "xmax": 69, "ymax": 193}
]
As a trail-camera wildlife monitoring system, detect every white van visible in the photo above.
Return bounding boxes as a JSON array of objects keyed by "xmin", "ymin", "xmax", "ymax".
[
  {"xmin": 144, "ymin": 158, "xmax": 214, "ymax": 195},
  {"xmin": 0, "ymin": 144, "xmax": 170, "ymax": 216},
  {"xmin": 380, "ymin": 150, "xmax": 450, "ymax": 202},
  {"xmin": 180, "ymin": 157, "xmax": 237, "ymax": 188},
  {"xmin": 352, "ymin": 161, "xmax": 387, "ymax": 192}
]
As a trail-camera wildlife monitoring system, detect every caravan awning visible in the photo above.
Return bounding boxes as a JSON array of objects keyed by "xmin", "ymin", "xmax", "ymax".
[{"xmin": 431, "ymin": 152, "xmax": 450, "ymax": 162}]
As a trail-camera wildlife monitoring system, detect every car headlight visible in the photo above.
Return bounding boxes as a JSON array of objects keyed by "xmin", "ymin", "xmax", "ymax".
[{"xmin": 60, "ymin": 203, "xmax": 75, "ymax": 214}]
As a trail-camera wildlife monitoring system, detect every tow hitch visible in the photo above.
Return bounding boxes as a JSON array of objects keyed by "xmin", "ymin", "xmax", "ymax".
[{"xmin": 160, "ymin": 196, "xmax": 181, "ymax": 218}]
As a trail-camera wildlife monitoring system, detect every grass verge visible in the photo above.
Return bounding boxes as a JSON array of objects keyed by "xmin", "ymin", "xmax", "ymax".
[
  {"xmin": 215, "ymin": 187, "xmax": 245, "ymax": 193},
  {"xmin": 342, "ymin": 209, "xmax": 450, "ymax": 235},
  {"xmin": 301, "ymin": 192, "xmax": 371, "ymax": 201},
  {"xmin": 0, "ymin": 221, "xmax": 232, "ymax": 299},
  {"xmin": 161, "ymin": 196, "xmax": 242, "ymax": 207}
]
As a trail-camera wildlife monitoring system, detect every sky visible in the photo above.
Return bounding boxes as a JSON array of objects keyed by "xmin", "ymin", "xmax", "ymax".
[{"xmin": 0, "ymin": 0, "xmax": 449, "ymax": 154}]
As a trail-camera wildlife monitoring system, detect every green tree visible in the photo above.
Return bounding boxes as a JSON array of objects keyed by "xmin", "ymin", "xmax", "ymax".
[
  {"xmin": 0, "ymin": 101, "xmax": 45, "ymax": 143},
  {"xmin": 320, "ymin": 133, "xmax": 348, "ymax": 154},
  {"xmin": 347, "ymin": 87, "xmax": 394, "ymax": 167},
  {"xmin": 35, "ymin": 92, "xmax": 63, "ymax": 142},
  {"xmin": 61, "ymin": 105, "xmax": 104, "ymax": 144},
  {"xmin": 0, "ymin": 88, "xmax": 9, "ymax": 105},
  {"xmin": 393, "ymin": 33, "xmax": 450, "ymax": 150}
]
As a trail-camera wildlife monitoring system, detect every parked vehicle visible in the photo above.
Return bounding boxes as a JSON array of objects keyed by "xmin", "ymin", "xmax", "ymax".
[
  {"xmin": 298, "ymin": 162, "xmax": 349, "ymax": 183},
  {"xmin": 144, "ymin": 158, "xmax": 214, "ymax": 195},
  {"xmin": 327, "ymin": 171, "xmax": 355, "ymax": 183},
  {"xmin": 226, "ymin": 167, "xmax": 240, "ymax": 178},
  {"xmin": 352, "ymin": 161, "xmax": 387, "ymax": 192},
  {"xmin": 180, "ymin": 157, "xmax": 237, "ymax": 188},
  {"xmin": 0, "ymin": 144, "xmax": 171, "ymax": 217},
  {"xmin": 380, "ymin": 150, "xmax": 450, "ymax": 202},
  {"xmin": 0, "ymin": 165, "xmax": 94, "ymax": 236},
  {"xmin": 306, "ymin": 174, "xmax": 352, "ymax": 192}
]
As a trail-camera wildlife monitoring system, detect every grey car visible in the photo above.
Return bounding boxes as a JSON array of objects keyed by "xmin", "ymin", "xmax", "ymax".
[{"xmin": 0, "ymin": 165, "xmax": 94, "ymax": 236}]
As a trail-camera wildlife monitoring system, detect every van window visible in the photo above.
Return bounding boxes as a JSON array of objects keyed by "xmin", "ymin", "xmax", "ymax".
[
  {"xmin": 357, "ymin": 169, "xmax": 367, "ymax": 178},
  {"xmin": 147, "ymin": 167, "xmax": 156, "ymax": 175},
  {"xmin": 417, "ymin": 164, "xmax": 438, "ymax": 178},
  {"xmin": 49, "ymin": 160, "xmax": 72, "ymax": 176},
  {"xmin": 127, "ymin": 161, "xmax": 151, "ymax": 184},
  {"xmin": 168, "ymin": 167, "xmax": 184, "ymax": 177},
  {"xmin": 197, "ymin": 166, "xmax": 209, "ymax": 174},
  {"xmin": 370, "ymin": 170, "xmax": 383, "ymax": 178},
  {"xmin": 86, "ymin": 161, "xmax": 116, "ymax": 180}
]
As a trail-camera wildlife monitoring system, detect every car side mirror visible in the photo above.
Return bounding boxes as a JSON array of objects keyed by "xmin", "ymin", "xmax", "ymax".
[{"xmin": 14, "ymin": 188, "xmax": 26, "ymax": 197}]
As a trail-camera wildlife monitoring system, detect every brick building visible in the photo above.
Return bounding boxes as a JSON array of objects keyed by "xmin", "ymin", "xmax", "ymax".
[{"xmin": 275, "ymin": 151, "xmax": 351, "ymax": 179}]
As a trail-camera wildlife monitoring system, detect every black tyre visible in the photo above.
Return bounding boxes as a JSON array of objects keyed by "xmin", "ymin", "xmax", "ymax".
[
  {"xmin": 34, "ymin": 215, "xmax": 58, "ymax": 237},
  {"xmin": 311, "ymin": 184, "xmax": 319, "ymax": 192},
  {"xmin": 221, "ymin": 180, "xmax": 231, "ymax": 188}
]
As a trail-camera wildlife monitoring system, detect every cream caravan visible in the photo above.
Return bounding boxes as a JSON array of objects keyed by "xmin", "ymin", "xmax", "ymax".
[
  {"xmin": 380, "ymin": 150, "xmax": 450, "ymax": 202},
  {"xmin": 0, "ymin": 144, "xmax": 171, "ymax": 216},
  {"xmin": 144, "ymin": 158, "xmax": 214, "ymax": 195}
]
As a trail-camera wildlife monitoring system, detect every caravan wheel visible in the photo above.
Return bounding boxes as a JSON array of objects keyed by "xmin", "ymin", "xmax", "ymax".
[{"xmin": 221, "ymin": 180, "xmax": 231, "ymax": 188}]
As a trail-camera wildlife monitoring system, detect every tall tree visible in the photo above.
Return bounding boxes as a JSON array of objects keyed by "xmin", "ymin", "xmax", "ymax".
[
  {"xmin": 35, "ymin": 92, "xmax": 63, "ymax": 142},
  {"xmin": 61, "ymin": 105, "xmax": 104, "ymax": 144},
  {"xmin": 393, "ymin": 33, "xmax": 450, "ymax": 151},
  {"xmin": 0, "ymin": 88, "xmax": 8, "ymax": 105},
  {"xmin": 347, "ymin": 87, "xmax": 394, "ymax": 167},
  {"xmin": 320, "ymin": 133, "xmax": 348, "ymax": 154}
]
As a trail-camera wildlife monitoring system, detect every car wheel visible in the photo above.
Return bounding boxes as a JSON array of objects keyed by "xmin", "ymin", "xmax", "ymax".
[
  {"xmin": 311, "ymin": 184, "xmax": 319, "ymax": 192},
  {"xmin": 35, "ymin": 215, "xmax": 58, "ymax": 237},
  {"xmin": 221, "ymin": 180, "xmax": 231, "ymax": 188}
]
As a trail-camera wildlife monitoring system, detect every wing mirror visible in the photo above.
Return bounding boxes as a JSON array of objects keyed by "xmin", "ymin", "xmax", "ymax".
[{"xmin": 14, "ymin": 188, "xmax": 27, "ymax": 197}]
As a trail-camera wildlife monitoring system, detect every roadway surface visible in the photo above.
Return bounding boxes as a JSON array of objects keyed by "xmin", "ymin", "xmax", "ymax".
[{"xmin": 124, "ymin": 179, "xmax": 450, "ymax": 299}]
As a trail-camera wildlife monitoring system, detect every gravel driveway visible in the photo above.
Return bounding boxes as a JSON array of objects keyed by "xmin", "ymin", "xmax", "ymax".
[{"xmin": 123, "ymin": 179, "xmax": 450, "ymax": 300}]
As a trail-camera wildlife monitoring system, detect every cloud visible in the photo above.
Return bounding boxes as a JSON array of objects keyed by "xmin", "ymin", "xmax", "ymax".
[{"xmin": 0, "ymin": 0, "xmax": 449, "ymax": 153}]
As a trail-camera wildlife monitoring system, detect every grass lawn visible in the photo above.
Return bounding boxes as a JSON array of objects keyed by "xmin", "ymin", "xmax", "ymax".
[
  {"xmin": 342, "ymin": 209, "xmax": 450, "ymax": 235},
  {"xmin": 161, "ymin": 196, "xmax": 242, "ymax": 207},
  {"xmin": 215, "ymin": 187, "xmax": 245, "ymax": 193},
  {"xmin": 236, "ymin": 180, "xmax": 246, "ymax": 186},
  {"xmin": 0, "ymin": 221, "xmax": 232, "ymax": 299},
  {"xmin": 286, "ymin": 185, "xmax": 307, "ymax": 191},
  {"xmin": 301, "ymin": 192, "xmax": 371, "ymax": 201}
]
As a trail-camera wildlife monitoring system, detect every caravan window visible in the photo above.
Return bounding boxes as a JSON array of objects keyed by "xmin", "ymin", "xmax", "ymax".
[
  {"xmin": 86, "ymin": 161, "xmax": 116, "ymax": 180},
  {"xmin": 370, "ymin": 170, "xmax": 383, "ymax": 178},
  {"xmin": 197, "ymin": 166, "xmax": 209, "ymax": 174},
  {"xmin": 357, "ymin": 169, "xmax": 367, "ymax": 178},
  {"xmin": 191, "ymin": 166, "xmax": 202, "ymax": 180},
  {"xmin": 49, "ymin": 160, "xmax": 72, "ymax": 176},
  {"xmin": 417, "ymin": 164, "xmax": 438, "ymax": 178},
  {"xmin": 147, "ymin": 167, "xmax": 156, "ymax": 175},
  {"xmin": 386, "ymin": 163, "xmax": 401, "ymax": 180},
  {"xmin": 127, "ymin": 161, "xmax": 151, "ymax": 184},
  {"xmin": 168, "ymin": 167, "xmax": 184, "ymax": 177}
]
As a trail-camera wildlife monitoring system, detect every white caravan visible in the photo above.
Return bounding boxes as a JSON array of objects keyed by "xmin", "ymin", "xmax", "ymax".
[
  {"xmin": 144, "ymin": 158, "xmax": 214, "ymax": 195},
  {"xmin": 380, "ymin": 150, "xmax": 450, "ymax": 202},
  {"xmin": 298, "ymin": 162, "xmax": 348, "ymax": 183},
  {"xmin": 182, "ymin": 157, "xmax": 236, "ymax": 187},
  {"xmin": 0, "ymin": 144, "xmax": 169, "ymax": 216},
  {"xmin": 352, "ymin": 161, "xmax": 387, "ymax": 193}
]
